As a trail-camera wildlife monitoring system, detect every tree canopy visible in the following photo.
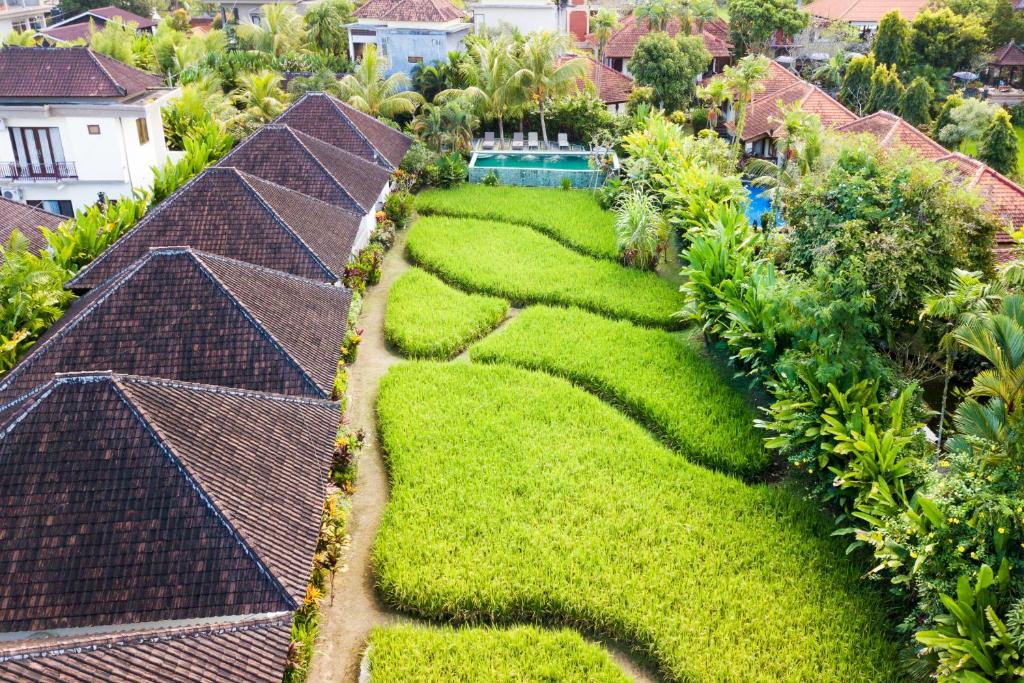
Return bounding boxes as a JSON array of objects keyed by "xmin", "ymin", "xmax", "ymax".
[
  {"xmin": 726, "ymin": 0, "xmax": 808, "ymax": 57},
  {"xmin": 630, "ymin": 32, "xmax": 709, "ymax": 112}
]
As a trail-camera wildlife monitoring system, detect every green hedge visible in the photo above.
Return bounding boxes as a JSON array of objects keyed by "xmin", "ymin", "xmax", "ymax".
[
  {"xmin": 367, "ymin": 624, "xmax": 628, "ymax": 682},
  {"xmin": 374, "ymin": 362, "xmax": 902, "ymax": 682},
  {"xmin": 415, "ymin": 185, "xmax": 619, "ymax": 260},
  {"xmin": 385, "ymin": 268, "xmax": 508, "ymax": 359},
  {"xmin": 471, "ymin": 306, "xmax": 767, "ymax": 477},
  {"xmin": 406, "ymin": 217, "xmax": 682, "ymax": 329}
]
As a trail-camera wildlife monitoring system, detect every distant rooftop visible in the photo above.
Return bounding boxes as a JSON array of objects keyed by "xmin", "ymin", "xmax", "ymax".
[
  {"xmin": 802, "ymin": 0, "xmax": 929, "ymax": 23},
  {"xmin": 0, "ymin": 196, "xmax": 62, "ymax": 255},
  {"xmin": 0, "ymin": 46, "xmax": 164, "ymax": 100},
  {"xmin": 353, "ymin": 0, "xmax": 465, "ymax": 23},
  {"xmin": 40, "ymin": 5, "xmax": 156, "ymax": 42}
]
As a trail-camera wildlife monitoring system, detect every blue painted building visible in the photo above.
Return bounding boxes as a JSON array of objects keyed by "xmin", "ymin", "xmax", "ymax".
[{"xmin": 347, "ymin": 0, "xmax": 472, "ymax": 78}]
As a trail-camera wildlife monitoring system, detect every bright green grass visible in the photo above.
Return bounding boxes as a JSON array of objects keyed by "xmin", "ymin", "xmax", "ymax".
[
  {"xmin": 470, "ymin": 305, "xmax": 767, "ymax": 477},
  {"xmin": 415, "ymin": 185, "xmax": 619, "ymax": 260},
  {"xmin": 374, "ymin": 362, "xmax": 903, "ymax": 682},
  {"xmin": 385, "ymin": 268, "xmax": 508, "ymax": 359},
  {"xmin": 406, "ymin": 217, "xmax": 682, "ymax": 329},
  {"xmin": 367, "ymin": 624, "xmax": 628, "ymax": 682}
]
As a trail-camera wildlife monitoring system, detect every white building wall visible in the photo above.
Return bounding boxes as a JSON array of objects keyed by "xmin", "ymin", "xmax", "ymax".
[
  {"xmin": 351, "ymin": 183, "xmax": 392, "ymax": 254},
  {"xmin": 469, "ymin": 3, "xmax": 559, "ymax": 34}
]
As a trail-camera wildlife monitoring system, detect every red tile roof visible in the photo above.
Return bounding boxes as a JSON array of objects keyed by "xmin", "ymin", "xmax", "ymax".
[
  {"xmin": 0, "ymin": 47, "xmax": 163, "ymax": 99},
  {"xmin": 69, "ymin": 167, "xmax": 361, "ymax": 289},
  {"xmin": 0, "ymin": 372, "xmax": 337, "ymax": 632},
  {"xmin": 216, "ymin": 125, "xmax": 391, "ymax": 214},
  {"xmin": 936, "ymin": 151, "xmax": 1024, "ymax": 259},
  {"xmin": 0, "ymin": 615, "xmax": 292, "ymax": 683},
  {"xmin": 4, "ymin": 248, "xmax": 352, "ymax": 404},
  {"xmin": 275, "ymin": 93, "xmax": 413, "ymax": 170},
  {"xmin": 803, "ymin": 0, "xmax": 929, "ymax": 22},
  {"xmin": 836, "ymin": 111, "xmax": 949, "ymax": 160},
  {"xmin": 557, "ymin": 54, "xmax": 634, "ymax": 104},
  {"xmin": 598, "ymin": 14, "xmax": 732, "ymax": 60},
  {"xmin": 0, "ymin": 198, "xmax": 62, "ymax": 254},
  {"xmin": 990, "ymin": 41, "xmax": 1024, "ymax": 67},
  {"xmin": 739, "ymin": 80, "xmax": 857, "ymax": 141},
  {"xmin": 353, "ymin": 0, "xmax": 464, "ymax": 22}
]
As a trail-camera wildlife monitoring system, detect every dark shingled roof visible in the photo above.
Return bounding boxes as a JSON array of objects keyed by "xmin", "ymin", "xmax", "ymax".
[
  {"xmin": 353, "ymin": 0, "xmax": 464, "ymax": 22},
  {"xmin": 275, "ymin": 93, "xmax": 413, "ymax": 170},
  {"xmin": 39, "ymin": 5, "xmax": 157, "ymax": 43},
  {"xmin": 68, "ymin": 167, "xmax": 361, "ymax": 290},
  {"xmin": 0, "ymin": 372, "xmax": 336, "ymax": 633},
  {"xmin": 0, "ymin": 248, "xmax": 351, "ymax": 406},
  {"xmin": 0, "ymin": 47, "xmax": 163, "ymax": 100},
  {"xmin": 0, "ymin": 615, "xmax": 292, "ymax": 682},
  {"xmin": 215, "ymin": 125, "xmax": 391, "ymax": 214},
  {"xmin": 0, "ymin": 197, "xmax": 63, "ymax": 254}
]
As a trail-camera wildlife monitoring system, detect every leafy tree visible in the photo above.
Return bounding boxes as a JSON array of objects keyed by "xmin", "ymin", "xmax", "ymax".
[
  {"xmin": 338, "ymin": 44, "xmax": 424, "ymax": 118},
  {"xmin": 304, "ymin": 0, "xmax": 353, "ymax": 57},
  {"xmin": 910, "ymin": 8, "xmax": 988, "ymax": 71},
  {"xmin": 629, "ymin": 33, "xmax": 709, "ymax": 111},
  {"xmin": 89, "ymin": 18, "xmax": 139, "ymax": 66},
  {"xmin": 933, "ymin": 93, "xmax": 964, "ymax": 140},
  {"xmin": 512, "ymin": 31, "xmax": 586, "ymax": 144},
  {"xmin": 899, "ymin": 76, "xmax": 935, "ymax": 126},
  {"xmin": 529, "ymin": 92, "xmax": 614, "ymax": 144},
  {"xmin": 980, "ymin": 108, "xmax": 1019, "ymax": 176},
  {"xmin": 2, "ymin": 30, "xmax": 38, "ymax": 46},
  {"xmin": 633, "ymin": 0, "xmax": 681, "ymax": 32},
  {"xmin": 164, "ymin": 8, "xmax": 190, "ymax": 33},
  {"xmin": 288, "ymin": 69, "xmax": 344, "ymax": 97},
  {"xmin": 988, "ymin": 0, "xmax": 1024, "ymax": 51},
  {"xmin": 937, "ymin": 98, "xmax": 999, "ymax": 151},
  {"xmin": 866, "ymin": 63, "xmax": 904, "ymax": 114},
  {"xmin": 810, "ymin": 52, "xmax": 847, "ymax": 91},
  {"xmin": 726, "ymin": 0, "xmax": 808, "ymax": 57},
  {"xmin": 872, "ymin": 10, "xmax": 911, "ymax": 71},
  {"xmin": 838, "ymin": 54, "xmax": 875, "ymax": 115}
]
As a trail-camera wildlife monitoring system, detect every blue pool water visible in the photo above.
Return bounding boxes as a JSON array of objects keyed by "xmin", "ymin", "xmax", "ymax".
[{"xmin": 743, "ymin": 181, "xmax": 773, "ymax": 226}]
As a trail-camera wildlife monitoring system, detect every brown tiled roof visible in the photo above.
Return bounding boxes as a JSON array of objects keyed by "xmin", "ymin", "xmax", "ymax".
[
  {"xmin": 803, "ymin": 0, "xmax": 928, "ymax": 22},
  {"xmin": 0, "ymin": 372, "xmax": 337, "ymax": 632},
  {"xmin": 0, "ymin": 615, "xmax": 292, "ymax": 682},
  {"xmin": 836, "ymin": 111, "xmax": 948, "ymax": 160},
  {"xmin": 37, "ymin": 23, "xmax": 95, "ymax": 42},
  {"xmin": 599, "ymin": 15, "xmax": 732, "ymax": 60},
  {"xmin": 1, "ymin": 248, "xmax": 351, "ymax": 405},
  {"xmin": 68, "ymin": 167, "xmax": 360, "ymax": 290},
  {"xmin": 739, "ymin": 80, "xmax": 857, "ymax": 141},
  {"xmin": 0, "ymin": 47, "xmax": 163, "ymax": 99},
  {"xmin": 990, "ymin": 41, "xmax": 1024, "ymax": 67},
  {"xmin": 50, "ymin": 5, "xmax": 156, "ymax": 29},
  {"xmin": 557, "ymin": 54, "xmax": 634, "ymax": 104},
  {"xmin": 0, "ymin": 198, "xmax": 62, "ymax": 254},
  {"xmin": 215, "ymin": 125, "xmax": 391, "ymax": 214},
  {"xmin": 275, "ymin": 93, "xmax": 413, "ymax": 170},
  {"xmin": 937, "ymin": 151, "xmax": 1024, "ymax": 259},
  {"xmin": 353, "ymin": 0, "xmax": 464, "ymax": 22}
]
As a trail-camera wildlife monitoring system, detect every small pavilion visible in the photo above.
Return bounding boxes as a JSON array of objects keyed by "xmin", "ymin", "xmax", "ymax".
[{"xmin": 986, "ymin": 42, "xmax": 1024, "ymax": 87}]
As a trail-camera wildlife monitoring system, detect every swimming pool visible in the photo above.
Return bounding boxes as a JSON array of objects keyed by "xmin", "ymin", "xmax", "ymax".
[
  {"xmin": 468, "ymin": 150, "xmax": 617, "ymax": 189},
  {"xmin": 743, "ymin": 181, "xmax": 774, "ymax": 226}
]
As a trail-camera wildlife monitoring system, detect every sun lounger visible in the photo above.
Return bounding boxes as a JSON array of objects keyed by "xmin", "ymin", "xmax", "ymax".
[
  {"xmin": 528, "ymin": 132, "xmax": 540, "ymax": 149},
  {"xmin": 482, "ymin": 131, "xmax": 496, "ymax": 149},
  {"xmin": 512, "ymin": 132, "xmax": 524, "ymax": 150},
  {"xmin": 557, "ymin": 133, "xmax": 570, "ymax": 150}
]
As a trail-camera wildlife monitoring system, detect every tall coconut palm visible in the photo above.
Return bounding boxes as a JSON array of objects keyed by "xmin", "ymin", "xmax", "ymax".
[
  {"xmin": 443, "ymin": 35, "xmax": 521, "ymax": 144},
  {"xmin": 231, "ymin": 69, "xmax": 289, "ymax": 123},
  {"xmin": 589, "ymin": 9, "xmax": 619, "ymax": 95},
  {"xmin": 236, "ymin": 4, "xmax": 305, "ymax": 57},
  {"xmin": 303, "ymin": 0, "xmax": 352, "ymax": 56},
  {"xmin": 696, "ymin": 77, "xmax": 729, "ymax": 128},
  {"xmin": 691, "ymin": 0, "xmax": 721, "ymax": 33},
  {"xmin": 633, "ymin": 0, "xmax": 677, "ymax": 32},
  {"xmin": 811, "ymin": 52, "xmax": 847, "ymax": 91},
  {"xmin": 512, "ymin": 31, "xmax": 586, "ymax": 144},
  {"xmin": 745, "ymin": 103, "xmax": 822, "ymax": 225},
  {"xmin": 338, "ymin": 44, "xmax": 423, "ymax": 118},
  {"xmin": 723, "ymin": 54, "xmax": 770, "ymax": 158}
]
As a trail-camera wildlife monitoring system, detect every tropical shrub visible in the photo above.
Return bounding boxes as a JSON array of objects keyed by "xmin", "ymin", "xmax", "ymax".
[
  {"xmin": 383, "ymin": 190, "xmax": 414, "ymax": 230},
  {"xmin": 43, "ymin": 191, "xmax": 150, "ymax": 273},
  {"xmin": 434, "ymin": 152, "xmax": 468, "ymax": 188}
]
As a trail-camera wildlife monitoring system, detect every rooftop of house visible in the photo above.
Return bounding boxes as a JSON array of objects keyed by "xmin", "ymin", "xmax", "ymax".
[
  {"xmin": 737, "ymin": 79, "xmax": 857, "ymax": 141},
  {"xmin": 989, "ymin": 41, "xmax": 1024, "ymax": 67},
  {"xmin": 0, "ymin": 614, "xmax": 292, "ymax": 682},
  {"xmin": 40, "ymin": 5, "xmax": 156, "ymax": 42},
  {"xmin": 275, "ymin": 92, "xmax": 413, "ymax": 170},
  {"xmin": 935, "ymin": 151, "xmax": 1024, "ymax": 259},
  {"xmin": 215, "ymin": 124, "xmax": 392, "ymax": 214},
  {"xmin": 68, "ymin": 167, "xmax": 361, "ymax": 290},
  {"xmin": 802, "ymin": 0, "xmax": 930, "ymax": 23},
  {"xmin": 557, "ymin": 54, "xmax": 634, "ymax": 104},
  {"xmin": 2, "ymin": 247, "xmax": 352, "ymax": 405},
  {"xmin": 353, "ymin": 0, "xmax": 465, "ymax": 23},
  {"xmin": 0, "ymin": 197, "xmax": 63, "ymax": 255},
  {"xmin": 0, "ymin": 371, "xmax": 335, "ymax": 633},
  {"xmin": 836, "ymin": 110, "xmax": 949, "ymax": 160},
  {"xmin": 592, "ymin": 15, "xmax": 732, "ymax": 60},
  {"xmin": 0, "ymin": 46, "xmax": 165, "ymax": 101}
]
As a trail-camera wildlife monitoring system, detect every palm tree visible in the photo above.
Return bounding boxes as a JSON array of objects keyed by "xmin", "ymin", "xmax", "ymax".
[
  {"xmin": 633, "ymin": 0, "xmax": 677, "ymax": 32},
  {"xmin": 723, "ymin": 54, "xmax": 770, "ymax": 158},
  {"xmin": 236, "ymin": 4, "xmax": 305, "ymax": 57},
  {"xmin": 443, "ymin": 35, "xmax": 520, "ymax": 144},
  {"xmin": 811, "ymin": 52, "xmax": 847, "ymax": 91},
  {"xmin": 303, "ymin": 0, "xmax": 352, "ymax": 56},
  {"xmin": 589, "ymin": 9, "xmax": 619, "ymax": 95},
  {"xmin": 231, "ymin": 69, "xmax": 289, "ymax": 123},
  {"xmin": 745, "ymin": 103, "xmax": 822, "ymax": 225},
  {"xmin": 338, "ymin": 44, "xmax": 424, "ymax": 118},
  {"xmin": 512, "ymin": 31, "xmax": 587, "ymax": 144},
  {"xmin": 2, "ymin": 30, "xmax": 38, "ymax": 46},
  {"xmin": 411, "ymin": 105, "xmax": 446, "ymax": 151},
  {"xmin": 696, "ymin": 77, "xmax": 729, "ymax": 128},
  {"xmin": 691, "ymin": 0, "xmax": 721, "ymax": 33}
]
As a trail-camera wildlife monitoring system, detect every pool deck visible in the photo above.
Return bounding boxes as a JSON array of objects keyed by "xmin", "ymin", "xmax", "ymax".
[{"xmin": 472, "ymin": 137, "xmax": 590, "ymax": 152}]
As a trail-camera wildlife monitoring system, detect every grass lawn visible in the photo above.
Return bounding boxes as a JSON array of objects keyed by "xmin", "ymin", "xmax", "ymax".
[
  {"xmin": 374, "ymin": 362, "xmax": 903, "ymax": 682},
  {"xmin": 415, "ymin": 185, "xmax": 619, "ymax": 260},
  {"xmin": 406, "ymin": 217, "xmax": 682, "ymax": 329},
  {"xmin": 470, "ymin": 306, "xmax": 767, "ymax": 477},
  {"xmin": 385, "ymin": 268, "xmax": 508, "ymax": 359},
  {"xmin": 367, "ymin": 625, "xmax": 628, "ymax": 682}
]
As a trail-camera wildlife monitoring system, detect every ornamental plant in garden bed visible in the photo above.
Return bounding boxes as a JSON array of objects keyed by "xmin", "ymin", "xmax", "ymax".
[
  {"xmin": 406, "ymin": 217, "xmax": 682, "ymax": 329},
  {"xmin": 385, "ymin": 268, "xmax": 508, "ymax": 359},
  {"xmin": 367, "ymin": 625, "xmax": 628, "ymax": 682},
  {"xmin": 374, "ymin": 362, "xmax": 903, "ymax": 682},
  {"xmin": 415, "ymin": 185, "xmax": 619, "ymax": 260},
  {"xmin": 471, "ymin": 305, "xmax": 767, "ymax": 477}
]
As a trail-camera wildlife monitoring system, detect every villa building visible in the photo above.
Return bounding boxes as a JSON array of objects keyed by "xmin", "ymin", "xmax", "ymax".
[
  {"xmin": 557, "ymin": 54, "xmax": 634, "ymax": 113},
  {"xmin": 467, "ymin": 0, "xmax": 591, "ymax": 40},
  {"xmin": 801, "ymin": 0, "xmax": 929, "ymax": 35},
  {"xmin": 39, "ymin": 5, "xmax": 156, "ymax": 43},
  {"xmin": 347, "ymin": 0, "xmax": 472, "ymax": 77},
  {"xmin": 0, "ymin": 46, "xmax": 178, "ymax": 216},
  {"xmin": 221, "ymin": 0, "xmax": 320, "ymax": 25},
  {"xmin": 593, "ymin": 15, "xmax": 732, "ymax": 78},
  {"xmin": 0, "ymin": 0, "xmax": 54, "ymax": 35}
]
